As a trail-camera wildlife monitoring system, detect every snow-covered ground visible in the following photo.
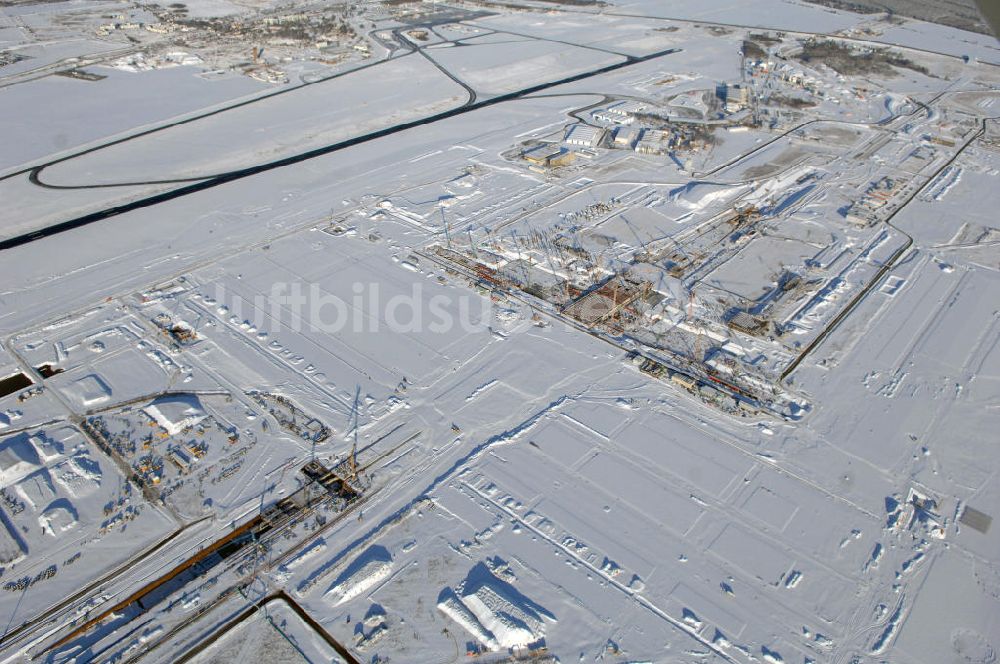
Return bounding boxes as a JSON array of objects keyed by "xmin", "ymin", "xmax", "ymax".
[
  {"xmin": 0, "ymin": 1, "xmax": 998, "ymax": 663},
  {"xmin": 0, "ymin": 66, "xmax": 266, "ymax": 175}
]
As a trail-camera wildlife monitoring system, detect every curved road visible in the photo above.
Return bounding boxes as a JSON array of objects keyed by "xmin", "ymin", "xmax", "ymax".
[
  {"xmin": 0, "ymin": 46, "xmax": 680, "ymax": 251},
  {"xmin": 0, "ymin": 47, "xmax": 416, "ymax": 186},
  {"xmin": 24, "ymin": 21, "xmax": 636, "ymax": 193}
]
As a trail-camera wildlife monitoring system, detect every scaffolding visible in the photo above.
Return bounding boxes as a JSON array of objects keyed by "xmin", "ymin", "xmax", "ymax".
[{"xmin": 563, "ymin": 278, "xmax": 652, "ymax": 327}]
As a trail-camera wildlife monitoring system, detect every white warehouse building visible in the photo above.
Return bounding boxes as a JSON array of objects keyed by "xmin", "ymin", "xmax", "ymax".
[
  {"xmin": 607, "ymin": 100, "xmax": 647, "ymax": 116},
  {"xmin": 593, "ymin": 109, "xmax": 634, "ymax": 125},
  {"xmin": 564, "ymin": 124, "xmax": 604, "ymax": 148}
]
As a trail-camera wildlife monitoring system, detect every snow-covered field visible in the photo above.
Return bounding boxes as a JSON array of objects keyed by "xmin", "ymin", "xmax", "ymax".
[
  {"xmin": 0, "ymin": 0, "xmax": 998, "ymax": 663},
  {"xmin": 36, "ymin": 54, "xmax": 468, "ymax": 185},
  {"xmin": 0, "ymin": 66, "xmax": 266, "ymax": 175}
]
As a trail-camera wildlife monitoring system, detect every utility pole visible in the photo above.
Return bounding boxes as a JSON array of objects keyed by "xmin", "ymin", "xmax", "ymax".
[
  {"xmin": 351, "ymin": 385, "xmax": 360, "ymax": 481},
  {"xmin": 440, "ymin": 207, "xmax": 451, "ymax": 249},
  {"xmin": 689, "ymin": 289, "xmax": 704, "ymax": 363},
  {"xmin": 467, "ymin": 228, "xmax": 478, "ymax": 258}
]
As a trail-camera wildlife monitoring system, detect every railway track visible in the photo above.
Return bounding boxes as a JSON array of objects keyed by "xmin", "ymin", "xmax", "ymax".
[
  {"xmin": 32, "ymin": 428, "xmax": 421, "ymax": 661},
  {"xmin": 0, "ymin": 516, "xmax": 211, "ymax": 656}
]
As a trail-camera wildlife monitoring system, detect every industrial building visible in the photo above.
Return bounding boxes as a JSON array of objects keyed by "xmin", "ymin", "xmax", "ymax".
[
  {"xmin": 593, "ymin": 100, "xmax": 650, "ymax": 126},
  {"xmin": 634, "ymin": 129, "xmax": 670, "ymax": 155},
  {"xmin": 718, "ymin": 83, "xmax": 750, "ymax": 112},
  {"xmin": 564, "ymin": 124, "xmax": 603, "ymax": 148},
  {"xmin": 593, "ymin": 109, "xmax": 634, "ymax": 125},
  {"xmin": 546, "ymin": 149, "xmax": 576, "ymax": 167},
  {"xmin": 607, "ymin": 100, "xmax": 647, "ymax": 117},
  {"xmin": 612, "ymin": 127, "xmax": 638, "ymax": 148},
  {"xmin": 522, "ymin": 144, "xmax": 576, "ymax": 168},
  {"xmin": 522, "ymin": 144, "xmax": 559, "ymax": 165}
]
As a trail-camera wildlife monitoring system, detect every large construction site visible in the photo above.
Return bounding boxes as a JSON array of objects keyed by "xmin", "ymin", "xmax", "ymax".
[
  {"xmin": 1, "ymin": 0, "xmax": 999, "ymax": 662},
  {"xmin": 427, "ymin": 198, "xmax": 800, "ymax": 419}
]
